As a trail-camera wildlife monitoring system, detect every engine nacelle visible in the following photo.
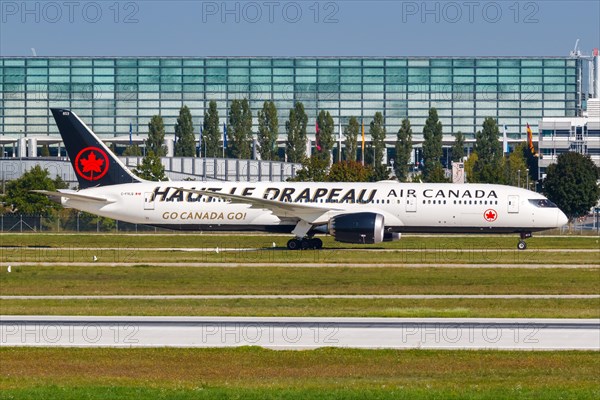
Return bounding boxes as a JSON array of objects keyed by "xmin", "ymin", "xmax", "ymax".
[
  {"xmin": 383, "ymin": 232, "xmax": 401, "ymax": 242},
  {"xmin": 328, "ymin": 212, "xmax": 384, "ymax": 244}
]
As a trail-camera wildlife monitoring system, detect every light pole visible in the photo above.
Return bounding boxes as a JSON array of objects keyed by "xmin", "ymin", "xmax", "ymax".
[
  {"xmin": 19, "ymin": 129, "xmax": 23, "ymax": 161},
  {"xmin": 517, "ymin": 169, "xmax": 521, "ymax": 188},
  {"xmin": 526, "ymin": 168, "xmax": 529, "ymax": 190}
]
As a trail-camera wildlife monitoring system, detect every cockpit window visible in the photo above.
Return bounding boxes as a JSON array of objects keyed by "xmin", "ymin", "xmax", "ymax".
[{"xmin": 529, "ymin": 199, "xmax": 558, "ymax": 208}]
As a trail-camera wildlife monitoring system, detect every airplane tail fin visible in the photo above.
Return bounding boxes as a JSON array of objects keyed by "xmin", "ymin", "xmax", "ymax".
[{"xmin": 50, "ymin": 108, "xmax": 141, "ymax": 188}]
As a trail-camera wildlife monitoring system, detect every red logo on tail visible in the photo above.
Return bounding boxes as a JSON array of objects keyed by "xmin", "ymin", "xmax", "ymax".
[{"xmin": 74, "ymin": 147, "xmax": 110, "ymax": 181}]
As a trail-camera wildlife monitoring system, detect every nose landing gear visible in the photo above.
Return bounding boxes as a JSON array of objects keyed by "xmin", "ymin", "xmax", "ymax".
[{"xmin": 517, "ymin": 232, "xmax": 532, "ymax": 250}]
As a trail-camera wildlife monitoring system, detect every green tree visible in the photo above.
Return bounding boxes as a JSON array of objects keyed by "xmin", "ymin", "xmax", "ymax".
[
  {"xmin": 464, "ymin": 152, "xmax": 478, "ymax": 183},
  {"xmin": 370, "ymin": 164, "xmax": 390, "ymax": 182},
  {"xmin": 40, "ymin": 144, "xmax": 50, "ymax": 157},
  {"xmin": 174, "ymin": 105, "xmax": 195, "ymax": 157},
  {"xmin": 316, "ymin": 110, "xmax": 335, "ymax": 164},
  {"xmin": 228, "ymin": 98, "xmax": 253, "ymax": 159},
  {"xmin": 285, "ymin": 102, "xmax": 308, "ymax": 163},
  {"xmin": 451, "ymin": 131, "xmax": 465, "ymax": 162},
  {"xmin": 524, "ymin": 146, "xmax": 539, "ymax": 185},
  {"xmin": 369, "ymin": 112, "xmax": 386, "ymax": 167},
  {"xmin": 422, "ymin": 108, "xmax": 446, "ymax": 182},
  {"xmin": 203, "ymin": 101, "xmax": 221, "ymax": 158},
  {"xmin": 291, "ymin": 155, "xmax": 328, "ymax": 182},
  {"xmin": 257, "ymin": 101, "xmax": 279, "ymax": 161},
  {"xmin": 133, "ymin": 150, "xmax": 167, "ymax": 181},
  {"xmin": 394, "ymin": 118, "xmax": 413, "ymax": 182},
  {"xmin": 327, "ymin": 161, "xmax": 372, "ymax": 182},
  {"xmin": 122, "ymin": 145, "xmax": 142, "ymax": 156},
  {"xmin": 504, "ymin": 143, "xmax": 529, "ymax": 188},
  {"xmin": 344, "ymin": 117, "xmax": 359, "ymax": 162},
  {"xmin": 543, "ymin": 152, "xmax": 600, "ymax": 221},
  {"xmin": 1, "ymin": 166, "xmax": 65, "ymax": 214},
  {"xmin": 472, "ymin": 117, "xmax": 504, "ymax": 183},
  {"xmin": 146, "ymin": 115, "xmax": 167, "ymax": 156}
]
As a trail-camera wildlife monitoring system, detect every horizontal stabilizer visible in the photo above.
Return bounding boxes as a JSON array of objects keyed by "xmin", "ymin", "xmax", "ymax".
[{"xmin": 31, "ymin": 190, "xmax": 114, "ymax": 203}]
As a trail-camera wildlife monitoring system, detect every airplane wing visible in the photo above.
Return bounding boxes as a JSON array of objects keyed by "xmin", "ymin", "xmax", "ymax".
[
  {"xmin": 176, "ymin": 188, "xmax": 343, "ymax": 224},
  {"xmin": 31, "ymin": 190, "xmax": 115, "ymax": 203}
]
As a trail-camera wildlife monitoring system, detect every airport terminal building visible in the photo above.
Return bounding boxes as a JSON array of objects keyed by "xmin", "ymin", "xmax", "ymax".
[{"xmin": 0, "ymin": 55, "xmax": 597, "ymax": 166}]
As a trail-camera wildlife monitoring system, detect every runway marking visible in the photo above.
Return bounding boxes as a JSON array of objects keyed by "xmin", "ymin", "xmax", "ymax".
[
  {"xmin": 2, "ymin": 295, "xmax": 599, "ymax": 300},
  {"xmin": 2, "ymin": 316, "xmax": 598, "ymax": 350},
  {"xmin": 2, "ymin": 246, "xmax": 598, "ymax": 253},
  {"xmin": 2, "ymin": 262, "xmax": 598, "ymax": 268}
]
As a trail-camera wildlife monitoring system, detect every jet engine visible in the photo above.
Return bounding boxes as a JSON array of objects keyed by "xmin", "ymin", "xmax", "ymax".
[{"xmin": 328, "ymin": 212, "xmax": 384, "ymax": 244}]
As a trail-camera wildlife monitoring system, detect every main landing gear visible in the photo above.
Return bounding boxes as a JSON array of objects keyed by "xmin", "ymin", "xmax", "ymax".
[
  {"xmin": 287, "ymin": 237, "xmax": 323, "ymax": 250},
  {"xmin": 517, "ymin": 232, "xmax": 532, "ymax": 250},
  {"xmin": 287, "ymin": 220, "xmax": 322, "ymax": 250}
]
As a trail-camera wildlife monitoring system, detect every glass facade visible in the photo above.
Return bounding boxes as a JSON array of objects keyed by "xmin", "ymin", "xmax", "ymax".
[{"xmin": 1, "ymin": 57, "xmax": 580, "ymax": 143}]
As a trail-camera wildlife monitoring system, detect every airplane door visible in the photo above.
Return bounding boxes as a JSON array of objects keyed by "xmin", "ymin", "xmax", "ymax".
[
  {"xmin": 507, "ymin": 195, "xmax": 519, "ymax": 213},
  {"xmin": 406, "ymin": 197, "xmax": 417, "ymax": 212},
  {"xmin": 144, "ymin": 192, "xmax": 155, "ymax": 210}
]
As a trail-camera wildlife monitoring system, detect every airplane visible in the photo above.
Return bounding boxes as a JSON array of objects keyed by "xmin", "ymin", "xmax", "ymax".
[{"xmin": 36, "ymin": 108, "xmax": 568, "ymax": 251}]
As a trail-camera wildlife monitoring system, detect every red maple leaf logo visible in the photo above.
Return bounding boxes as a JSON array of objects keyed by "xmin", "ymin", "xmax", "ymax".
[
  {"xmin": 80, "ymin": 151, "xmax": 104, "ymax": 174},
  {"xmin": 484, "ymin": 209, "xmax": 497, "ymax": 222},
  {"xmin": 74, "ymin": 147, "xmax": 110, "ymax": 181}
]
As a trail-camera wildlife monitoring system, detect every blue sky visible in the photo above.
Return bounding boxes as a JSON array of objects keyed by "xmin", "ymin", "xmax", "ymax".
[{"xmin": 1, "ymin": 0, "xmax": 599, "ymax": 56}]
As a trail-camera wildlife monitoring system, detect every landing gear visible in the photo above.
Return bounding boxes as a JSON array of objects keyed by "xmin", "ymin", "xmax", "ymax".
[
  {"xmin": 287, "ymin": 220, "xmax": 322, "ymax": 250},
  {"xmin": 517, "ymin": 232, "xmax": 532, "ymax": 250},
  {"xmin": 311, "ymin": 238, "xmax": 323, "ymax": 249},
  {"xmin": 286, "ymin": 237, "xmax": 323, "ymax": 250},
  {"xmin": 287, "ymin": 239, "xmax": 300, "ymax": 250}
]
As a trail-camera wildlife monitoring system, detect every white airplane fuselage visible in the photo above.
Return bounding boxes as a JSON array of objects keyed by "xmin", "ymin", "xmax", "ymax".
[
  {"xmin": 61, "ymin": 181, "xmax": 567, "ymax": 234},
  {"xmin": 45, "ymin": 108, "xmax": 568, "ymax": 250}
]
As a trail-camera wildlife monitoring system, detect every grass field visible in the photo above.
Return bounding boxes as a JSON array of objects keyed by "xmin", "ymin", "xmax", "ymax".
[
  {"xmin": 1, "ymin": 233, "xmax": 598, "ymax": 249},
  {"xmin": 1, "ymin": 348, "xmax": 599, "ymax": 399},
  {"xmin": 3, "ymin": 264, "xmax": 598, "ymax": 318},
  {"xmin": 2, "ymin": 233, "xmax": 598, "ymax": 264},
  {"xmin": 2, "ymin": 298, "xmax": 598, "ymax": 318},
  {"xmin": 1, "ymin": 234, "xmax": 598, "ymax": 398},
  {"xmin": 2, "ymin": 249, "xmax": 599, "ymax": 265},
  {"xmin": 2, "ymin": 266, "xmax": 599, "ymax": 295}
]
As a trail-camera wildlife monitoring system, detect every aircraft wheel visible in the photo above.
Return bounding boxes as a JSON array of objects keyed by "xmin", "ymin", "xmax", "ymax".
[
  {"xmin": 287, "ymin": 239, "xmax": 300, "ymax": 250},
  {"xmin": 312, "ymin": 238, "xmax": 323, "ymax": 249},
  {"xmin": 301, "ymin": 239, "xmax": 311, "ymax": 250},
  {"xmin": 517, "ymin": 240, "xmax": 527, "ymax": 250}
]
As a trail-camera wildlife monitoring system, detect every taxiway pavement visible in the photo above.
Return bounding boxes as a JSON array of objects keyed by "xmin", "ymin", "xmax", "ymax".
[{"xmin": 2, "ymin": 316, "xmax": 598, "ymax": 350}]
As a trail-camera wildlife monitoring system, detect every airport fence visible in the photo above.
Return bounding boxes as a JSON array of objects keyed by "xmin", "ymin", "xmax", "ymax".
[{"xmin": 0, "ymin": 213, "xmax": 164, "ymax": 233}]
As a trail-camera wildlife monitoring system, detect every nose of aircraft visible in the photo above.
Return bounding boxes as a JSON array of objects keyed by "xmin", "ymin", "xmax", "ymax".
[{"xmin": 557, "ymin": 210, "xmax": 568, "ymax": 227}]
